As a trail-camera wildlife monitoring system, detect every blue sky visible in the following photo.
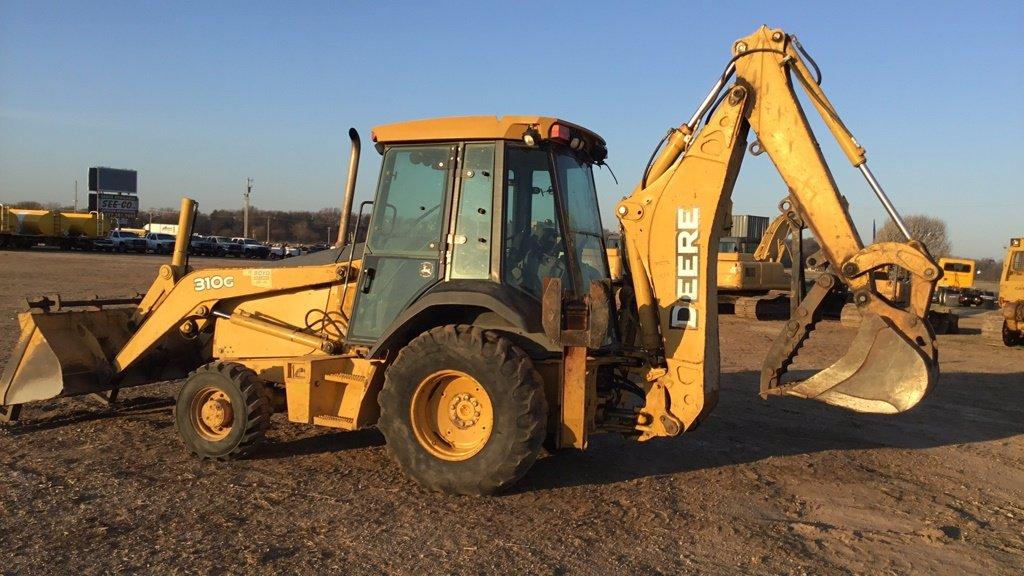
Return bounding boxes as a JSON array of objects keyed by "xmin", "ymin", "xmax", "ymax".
[{"xmin": 1, "ymin": 1, "xmax": 1021, "ymax": 258}]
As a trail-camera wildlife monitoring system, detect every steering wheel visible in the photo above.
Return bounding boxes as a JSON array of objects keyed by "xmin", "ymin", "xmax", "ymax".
[{"xmin": 391, "ymin": 203, "xmax": 442, "ymax": 251}]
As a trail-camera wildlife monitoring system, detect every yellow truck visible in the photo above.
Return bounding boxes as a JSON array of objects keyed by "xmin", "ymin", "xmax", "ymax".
[
  {"xmin": 982, "ymin": 238, "xmax": 1024, "ymax": 346},
  {"xmin": 0, "ymin": 205, "xmax": 111, "ymax": 250}
]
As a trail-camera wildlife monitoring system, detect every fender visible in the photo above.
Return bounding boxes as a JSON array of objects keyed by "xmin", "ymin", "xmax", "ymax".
[{"xmin": 368, "ymin": 280, "xmax": 556, "ymax": 359}]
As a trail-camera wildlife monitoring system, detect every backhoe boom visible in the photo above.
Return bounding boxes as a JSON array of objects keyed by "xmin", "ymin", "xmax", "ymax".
[{"xmin": 617, "ymin": 26, "xmax": 939, "ymax": 440}]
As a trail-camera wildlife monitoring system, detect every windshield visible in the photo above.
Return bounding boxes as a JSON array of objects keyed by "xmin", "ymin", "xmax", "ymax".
[{"xmin": 155, "ymin": 234, "xmax": 174, "ymax": 240}]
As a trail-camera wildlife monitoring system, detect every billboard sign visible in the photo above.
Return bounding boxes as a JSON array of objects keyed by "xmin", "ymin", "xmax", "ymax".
[
  {"xmin": 89, "ymin": 167, "xmax": 137, "ymax": 194},
  {"xmin": 89, "ymin": 192, "xmax": 139, "ymax": 217}
]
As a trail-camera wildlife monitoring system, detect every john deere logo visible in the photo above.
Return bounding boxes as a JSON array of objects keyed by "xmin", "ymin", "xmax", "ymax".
[{"xmin": 419, "ymin": 262, "xmax": 433, "ymax": 278}]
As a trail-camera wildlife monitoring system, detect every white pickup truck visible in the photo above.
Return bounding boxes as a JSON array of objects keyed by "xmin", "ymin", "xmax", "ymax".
[
  {"xmin": 108, "ymin": 230, "xmax": 148, "ymax": 253},
  {"xmin": 145, "ymin": 232, "xmax": 177, "ymax": 254}
]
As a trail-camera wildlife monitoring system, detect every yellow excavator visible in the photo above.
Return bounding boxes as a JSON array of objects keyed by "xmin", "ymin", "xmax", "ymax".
[
  {"xmin": 718, "ymin": 209, "xmax": 797, "ymax": 319},
  {"xmin": 1, "ymin": 26, "xmax": 941, "ymax": 495}
]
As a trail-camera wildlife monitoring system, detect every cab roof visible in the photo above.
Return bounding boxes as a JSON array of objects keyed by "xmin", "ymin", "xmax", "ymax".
[{"xmin": 371, "ymin": 115, "xmax": 605, "ymax": 149}]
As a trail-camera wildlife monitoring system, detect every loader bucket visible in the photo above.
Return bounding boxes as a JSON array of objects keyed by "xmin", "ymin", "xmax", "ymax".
[
  {"xmin": 0, "ymin": 308, "xmax": 135, "ymax": 406},
  {"xmin": 781, "ymin": 313, "xmax": 936, "ymax": 414}
]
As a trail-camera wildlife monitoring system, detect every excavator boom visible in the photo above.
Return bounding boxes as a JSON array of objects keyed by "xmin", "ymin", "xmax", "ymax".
[{"xmin": 617, "ymin": 26, "xmax": 939, "ymax": 439}]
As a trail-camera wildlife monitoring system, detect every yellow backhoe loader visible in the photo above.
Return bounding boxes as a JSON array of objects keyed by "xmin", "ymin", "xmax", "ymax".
[
  {"xmin": 1, "ymin": 26, "xmax": 941, "ymax": 495},
  {"xmin": 981, "ymin": 237, "xmax": 1024, "ymax": 346}
]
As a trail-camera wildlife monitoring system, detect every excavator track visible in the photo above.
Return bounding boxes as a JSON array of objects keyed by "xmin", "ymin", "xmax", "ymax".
[{"xmin": 734, "ymin": 292, "xmax": 791, "ymax": 321}]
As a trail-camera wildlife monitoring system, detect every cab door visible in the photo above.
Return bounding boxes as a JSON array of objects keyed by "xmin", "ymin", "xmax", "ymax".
[{"xmin": 347, "ymin": 144, "xmax": 456, "ymax": 344}]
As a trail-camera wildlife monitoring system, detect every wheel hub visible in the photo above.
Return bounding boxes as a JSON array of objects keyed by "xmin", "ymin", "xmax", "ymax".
[
  {"xmin": 410, "ymin": 370, "xmax": 493, "ymax": 461},
  {"xmin": 448, "ymin": 393, "xmax": 482, "ymax": 429},
  {"xmin": 201, "ymin": 397, "xmax": 233, "ymax": 430},
  {"xmin": 190, "ymin": 387, "xmax": 235, "ymax": 441}
]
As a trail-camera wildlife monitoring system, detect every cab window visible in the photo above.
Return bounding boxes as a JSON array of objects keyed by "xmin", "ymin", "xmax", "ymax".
[{"xmin": 368, "ymin": 145, "xmax": 450, "ymax": 255}]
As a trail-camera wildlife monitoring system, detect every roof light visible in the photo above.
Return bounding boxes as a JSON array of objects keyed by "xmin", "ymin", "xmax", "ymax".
[
  {"xmin": 1013, "ymin": 238, "xmax": 1021, "ymax": 247},
  {"xmin": 549, "ymin": 123, "xmax": 572, "ymax": 143},
  {"xmin": 522, "ymin": 128, "xmax": 540, "ymax": 147}
]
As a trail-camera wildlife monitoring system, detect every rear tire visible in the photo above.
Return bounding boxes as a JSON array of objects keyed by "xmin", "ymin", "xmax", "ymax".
[
  {"xmin": 174, "ymin": 362, "xmax": 270, "ymax": 460},
  {"xmin": 378, "ymin": 325, "xmax": 547, "ymax": 495}
]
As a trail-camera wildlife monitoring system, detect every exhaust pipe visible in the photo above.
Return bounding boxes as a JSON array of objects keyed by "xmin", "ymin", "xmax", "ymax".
[
  {"xmin": 172, "ymin": 197, "xmax": 197, "ymax": 268},
  {"xmin": 337, "ymin": 128, "xmax": 360, "ymax": 248}
]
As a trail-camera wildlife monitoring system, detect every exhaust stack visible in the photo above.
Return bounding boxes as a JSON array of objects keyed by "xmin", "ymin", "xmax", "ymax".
[
  {"xmin": 337, "ymin": 128, "xmax": 360, "ymax": 247},
  {"xmin": 172, "ymin": 197, "xmax": 197, "ymax": 268}
]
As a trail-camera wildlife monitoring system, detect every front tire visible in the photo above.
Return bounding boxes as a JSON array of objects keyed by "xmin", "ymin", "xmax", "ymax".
[
  {"xmin": 174, "ymin": 362, "xmax": 270, "ymax": 460},
  {"xmin": 378, "ymin": 325, "xmax": 547, "ymax": 495}
]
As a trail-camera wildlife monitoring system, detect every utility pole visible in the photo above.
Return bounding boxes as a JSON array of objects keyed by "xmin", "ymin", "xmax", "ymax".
[
  {"xmin": 74, "ymin": 180, "xmax": 78, "ymax": 212},
  {"xmin": 243, "ymin": 177, "xmax": 254, "ymax": 238},
  {"xmin": 266, "ymin": 216, "xmax": 271, "ymax": 243},
  {"xmin": 327, "ymin": 226, "xmax": 332, "ymax": 244}
]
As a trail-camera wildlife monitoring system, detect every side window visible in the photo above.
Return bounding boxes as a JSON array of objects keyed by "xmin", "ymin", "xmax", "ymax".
[
  {"xmin": 450, "ymin": 143, "xmax": 495, "ymax": 279},
  {"xmin": 368, "ymin": 145, "xmax": 451, "ymax": 254},
  {"xmin": 503, "ymin": 146, "xmax": 567, "ymax": 297},
  {"xmin": 1011, "ymin": 251, "xmax": 1024, "ymax": 274}
]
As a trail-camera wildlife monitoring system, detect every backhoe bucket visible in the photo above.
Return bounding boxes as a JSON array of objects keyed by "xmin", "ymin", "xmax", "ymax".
[
  {"xmin": 781, "ymin": 313, "xmax": 936, "ymax": 414},
  {"xmin": 0, "ymin": 308, "xmax": 134, "ymax": 407}
]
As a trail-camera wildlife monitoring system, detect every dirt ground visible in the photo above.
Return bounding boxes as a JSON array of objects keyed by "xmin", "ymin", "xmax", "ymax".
[{"xmin": 1, "ymin": 250, "xmax": 1021, "ymax": 575}]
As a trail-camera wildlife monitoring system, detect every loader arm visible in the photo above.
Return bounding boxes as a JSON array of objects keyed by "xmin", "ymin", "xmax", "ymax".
[{"xmin": 617, "ymin": 26, "xmax": 939, "ymax": 440}]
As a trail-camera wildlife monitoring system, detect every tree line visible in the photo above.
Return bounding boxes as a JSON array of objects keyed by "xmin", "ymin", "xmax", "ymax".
[{"xmin": 8, "ymin": 202, "xmax": 1007, "ymax": 278}]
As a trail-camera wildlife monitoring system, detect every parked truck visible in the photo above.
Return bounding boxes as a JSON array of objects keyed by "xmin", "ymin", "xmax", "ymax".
[
  {"xmin": 0, "ymin": 205, "xmax": 111, "ymax": 250},
  {"xmin": 981, "ymin": 237, "xmax": 1024, "ymax": 346}
]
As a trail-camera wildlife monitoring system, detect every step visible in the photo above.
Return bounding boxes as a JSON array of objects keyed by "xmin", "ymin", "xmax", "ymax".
[
  {"xmin": 323, "ymin": 372, "xmax": 367, "ymax": 386},
  {"xmin": 312, "ymin": 414, "xmax": 355, "ymax": 430}
]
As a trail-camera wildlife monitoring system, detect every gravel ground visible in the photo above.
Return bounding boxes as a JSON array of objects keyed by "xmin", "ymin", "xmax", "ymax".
[{"xmin": 1, "ymin": 250, "xmax": 1022, "ymax": 575}]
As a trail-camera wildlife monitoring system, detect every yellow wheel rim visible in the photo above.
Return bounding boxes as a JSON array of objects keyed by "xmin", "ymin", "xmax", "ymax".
[
  {"xmin": 410, "ymin": 369, "xmax": 493, "ymax": 461},
  {"xmin": 190, "ymin": 386, "xmax": 234, "ymax": 441}
]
